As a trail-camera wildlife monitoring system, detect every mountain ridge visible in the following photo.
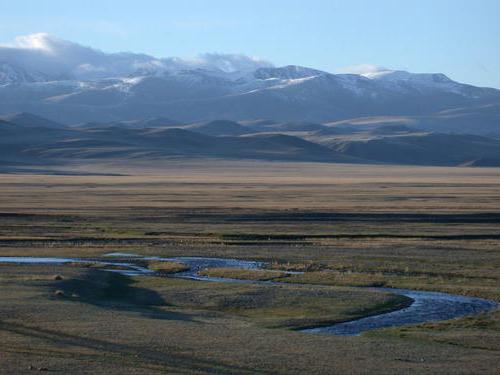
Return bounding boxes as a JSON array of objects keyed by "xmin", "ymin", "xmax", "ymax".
[{"xmin": 1, "ymin": 34, "xmax": 499, "ymax": 127}]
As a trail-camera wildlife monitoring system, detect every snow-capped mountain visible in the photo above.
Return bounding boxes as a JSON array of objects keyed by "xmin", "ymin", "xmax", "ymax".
[{"xmin": 0, "ymin": 33, "xmax": 499, "ymax": 125}]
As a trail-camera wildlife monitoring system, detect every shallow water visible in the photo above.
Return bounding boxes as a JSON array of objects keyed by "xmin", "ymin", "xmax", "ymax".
[
  {"xmin": 303, "ymin": 288, "xmax": 498, "ymax": 336},
  {"xmin": 0, "ymin": 256, "xmax": 153, "ymax": 277},
  {"xmin": 1, "ymin": 255, "xmax": 497, "ymax": 335},
  {"xmin": 161, "ymin": 256, "xmax": 264, "ymax": 280},
  {"xmin": 104, "ymin": 252, "xmax": 141, "ymax": 258},
  {"xmin": 0, "ymin": 256, "xmax": 77, "ymax": 264}
]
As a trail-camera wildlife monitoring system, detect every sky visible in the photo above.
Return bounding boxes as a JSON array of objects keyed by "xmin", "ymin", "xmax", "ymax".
[{"xmin": 1, "ymin": 0, "xmax": 499, "ymax": 88}]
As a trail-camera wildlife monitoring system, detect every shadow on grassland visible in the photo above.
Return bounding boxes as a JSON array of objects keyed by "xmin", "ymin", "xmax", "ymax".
[{"xmin": 52, "ymin": 269, "xmax": 194, "ymax": 322}]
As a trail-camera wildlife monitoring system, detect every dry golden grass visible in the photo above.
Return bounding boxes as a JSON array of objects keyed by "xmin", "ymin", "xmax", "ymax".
[{"xmin": 0, "ymin": 160, "xmax": 500, "ymax": 212}]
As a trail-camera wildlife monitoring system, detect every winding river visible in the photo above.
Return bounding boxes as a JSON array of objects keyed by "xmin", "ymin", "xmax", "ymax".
[{"xmin": 1, "ymin": 255, "xmax": 498, "ymax": 336}]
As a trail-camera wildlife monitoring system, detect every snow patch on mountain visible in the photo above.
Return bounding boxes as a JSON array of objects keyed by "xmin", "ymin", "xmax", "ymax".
[
  {"xmin": 363, "ymin": 69, "xmax": 473, "ymax": 95},
  {"xmin": 364, "ymin": 69, "xmax": 451, "ymax": 83}
]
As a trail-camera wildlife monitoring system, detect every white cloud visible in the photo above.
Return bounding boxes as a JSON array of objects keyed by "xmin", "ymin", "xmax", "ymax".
[
  {"xmin": 189, "ymin": 53, "xmax": 272, "ymax": 73},
  {"xmin": 337, "ymin": 64, "xmax": 389, "ymax": 75},
  {"xmin": 6, "ymin": 33, "xmax": 56, "ymax": 52},
  {"xmin": 0, "ymin": 33, "xmax": 273, "ymax": 80}
]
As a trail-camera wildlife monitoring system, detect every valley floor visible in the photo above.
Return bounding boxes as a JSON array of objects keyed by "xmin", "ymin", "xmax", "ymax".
[{"xmin": 0, "ymin": 160, "xmax": 499, "ymax": 374}]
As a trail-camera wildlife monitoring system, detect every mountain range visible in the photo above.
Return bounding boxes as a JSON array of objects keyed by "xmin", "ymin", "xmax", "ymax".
[
  {"xmin": 1, "ymin": 33, "xmax": 499, "ymax": 135},
  {"xmin": 0, "ymin": 34, "xmax": 499, "ymax": 169}
]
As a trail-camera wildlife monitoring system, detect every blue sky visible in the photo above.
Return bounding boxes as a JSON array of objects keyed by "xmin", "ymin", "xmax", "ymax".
[{"xmin": 1, "ymin": 0, "xmax": 499, "ymax": 87}]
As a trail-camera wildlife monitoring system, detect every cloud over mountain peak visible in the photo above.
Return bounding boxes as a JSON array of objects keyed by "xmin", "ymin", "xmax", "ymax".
[
  {"xmin": 5, "ymin": 32, "xmax": 58, "ymax": 52},
  {"xmin": 338, "ymin": 64, "xmax": 390, "ymax": 75},
  {"xmin": 0, "ymin": 33, "xmax": 273, "ymax": 80}
]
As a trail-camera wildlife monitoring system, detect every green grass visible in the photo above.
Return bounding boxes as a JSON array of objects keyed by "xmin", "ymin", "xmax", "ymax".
[
  {"xmin": 200, "ymin": 267, "xmax": 500, "ymax": 301},
  {"xmin": 147, "ymin": 261, "xmax": 190, "ymax": 274},
  {"xmin": 129, "ymin": 274, "xmax": 414, "ymax": 330},
  {"xmin": 3, "ymin": 265, "xmax": 498, "ymax": 374},
  {"xmin": 199, "ymin": 267, "xmax": 288, "ymax": 281},
  {"xmin": 46, "ymin": 267, "xmax": 411, "ymax": 330},
  {"xmin": 370, "ymin": 310, "xmax": 500, "ymax": 352},
  {"xmin": 277, "ymin": 271, "xmax": 500, "ymax": 301},
  {"xmin": 265, "ymin": 261, "xmax": 327, "ymax": 272}
]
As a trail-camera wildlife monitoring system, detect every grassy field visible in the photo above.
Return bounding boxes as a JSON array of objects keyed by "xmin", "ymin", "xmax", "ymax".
[{"xmin": 0, "ymin": 160, "xmax": 499, "ymax": 373}]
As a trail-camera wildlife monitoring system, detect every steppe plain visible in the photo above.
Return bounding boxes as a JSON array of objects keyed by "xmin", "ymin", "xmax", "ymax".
[{"xmin": 0, "ymin": 159, "xmax": 499, "ymax": 374}]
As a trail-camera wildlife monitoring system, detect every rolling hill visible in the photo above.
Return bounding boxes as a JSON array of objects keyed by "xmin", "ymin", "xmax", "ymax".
[
  {"xmin": 0, "ymin": 118, "xmax": 357, "ymax": 165},
  {"xmin": 327, "ymin": 133, "xmax": 500, "ymax": 166},
  {"xmin": 1, "ymin": 113, "xmax": 499, "ymax": 167}
]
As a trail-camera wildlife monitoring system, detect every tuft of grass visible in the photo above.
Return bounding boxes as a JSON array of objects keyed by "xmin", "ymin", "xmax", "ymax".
[
  {"xmin": 66, "ymin": 262, "xmax": 133, "ymax": 271},
  {"xmin": 266, "ymin": 261, "xmax": 327, "ymax": 272},
  {"xmin": 199, "ymin": 268, "xmax": 288, "ymax": 281},
  {"xmin": 276, "ymin": 271, "xmax": 387, "ymax": 287},
  {"xmin": 276, "ymin": 271, "xmax": 500, "ymax": 301},
  {"xmin": 370, "ymin": 310, "xmax": 500, "ymax": 351},
  {"xmin": 147, "ymin": 261, "xmax": 189, "ymax": 274}
]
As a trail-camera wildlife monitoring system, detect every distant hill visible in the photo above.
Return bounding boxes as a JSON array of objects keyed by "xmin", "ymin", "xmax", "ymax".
[
  {"xmin": 329, "ymin": 133, "xmax": 500, "ymax": 166},
  {"xmin": 0, "ymin": 118, "xmax": 354, "ymax": 164},
  {"xmin": 189, "ymin": 120, "xmax": 252, "ymax": 136},
  {"xmin": 76, "ymin": 117, "xmax": 181, "ymax": 129},
  {"xmin": 266, "ymin": 122, "xmax": 328, "ymax": 132},
  {"xmin": 0, "ymin": 112, "xmax": 65, "ymax": 129},
  {"xmin": 0, "ymin": 112, "xmax": 499, "ymax": 168},
  {"xmin": 463, "ymin": 157, "xmax": 500, "ymax": 167},
  {"xmin": 370, "ymin": 125, "xmax": 418, "ymax": 135},
  {"xmin": 326, "ymin": 103, "xmax": 500, "ymax": 136}
]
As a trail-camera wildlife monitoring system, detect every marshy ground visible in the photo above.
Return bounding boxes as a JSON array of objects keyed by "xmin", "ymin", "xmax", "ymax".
[{"xmin": 0, "ymin": 160, "xmax": 499, "ymax": 373}]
